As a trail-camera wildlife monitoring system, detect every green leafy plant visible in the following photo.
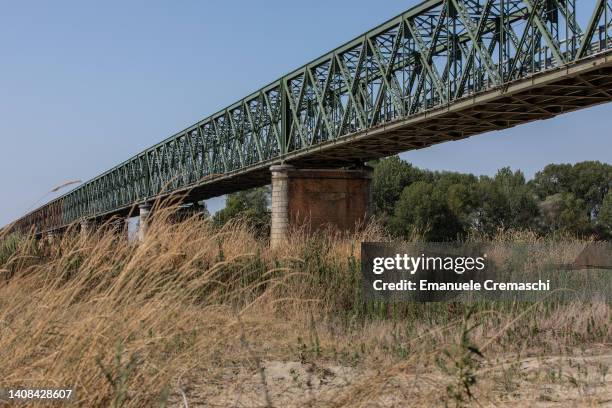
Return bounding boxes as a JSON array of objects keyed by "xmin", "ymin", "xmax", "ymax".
[{"xmin": 436, "ymin": 307, "xmax": 484, "ymax": 407}]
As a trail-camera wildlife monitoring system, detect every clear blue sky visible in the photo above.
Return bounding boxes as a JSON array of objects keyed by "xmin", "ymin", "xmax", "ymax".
[{"xmin": 1, "ymin": 0, "xmax": 610, "ymax": 227}]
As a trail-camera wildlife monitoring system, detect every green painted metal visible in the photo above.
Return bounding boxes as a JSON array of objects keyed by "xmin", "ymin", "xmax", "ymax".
[{"xmin": 12, "ymin": 0, "xmax": 612, "ymax": 234}]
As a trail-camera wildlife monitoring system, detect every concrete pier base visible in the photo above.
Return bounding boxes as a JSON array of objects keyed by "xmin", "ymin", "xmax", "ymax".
[
  {"xmin": 80, "ymin": 219, "xmax": 90, "ymax": 239},
  {"xmin": 138, "ymin": 203, "xmax": 152, "ymax": 242},
  {"xmin": 270, "ymin": 164, "xmax": 293, "ymax": 248},
  {"xmin": 46, "ymin": 231, "xmax": 56, "ymax": 245},
  {"xmin": 270, "ymin": 165, "xmax": 372, "ymax": 248}
]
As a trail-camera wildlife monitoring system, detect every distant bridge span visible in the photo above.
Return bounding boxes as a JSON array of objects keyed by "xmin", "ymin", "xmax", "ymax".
[{"xmin": 11, "ymin": 0, "xmax": 612, "ymax": 234}]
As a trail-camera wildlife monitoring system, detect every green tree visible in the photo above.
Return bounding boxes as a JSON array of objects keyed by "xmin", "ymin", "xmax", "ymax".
[
  {"xmin": 598, "ymin": 192, "xmax": 612, "ymax": 239},
  {"xmin": 370, "ymin": 156, "xmax": 425, "ymax": 221},
  {"xmin": 214, "ymin": 187, "xmax": 270, "ymax": 233},
  {"xmin": 531, "ymin": 161, "xmax": 611, "ymax": 221},
  {"xmin": 530, "ymin": 163, "xmax": 573, "ymax": 198},
  {"xmin": 570, "ymin": 161, "xmax": 611, "ymax": 220},
  {"xmin": 432, "ymin": 172, "xmax": 479, "ymax": 224},
  {"xmin": 391, "ymin": 181, "xmax": 464, "ymax": 241},
  {"xmin": 538, "ymin": 192, "xmax": 590, "ymax": 235},
  {"xmin": 476, "ymin": 168, "xmax": 539, "ymax": 234},
  {"xmin": 446, "ymin": 182, "xmax": 479, "ymax": 229}
]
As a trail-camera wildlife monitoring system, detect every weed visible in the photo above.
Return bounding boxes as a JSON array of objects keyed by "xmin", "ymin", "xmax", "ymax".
[
  {"xmin": 96, "ymin": 344, "xmax": 139, "ymax": 408},
  {"xmin": 0, "ymin": 207, "xmax": 609, "ymax": 407},
  {"xmin": 436, "ymin": 307, "xmax": 484, "ymax": 407}
]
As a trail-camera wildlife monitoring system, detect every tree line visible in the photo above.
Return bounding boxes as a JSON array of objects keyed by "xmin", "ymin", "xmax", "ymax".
[
  {"xmin": 372, "ymin": 157, "xmax": 611, "ymax": 240},
  {"xmin": 212, "ymin": 158, "xmax": 612, "ymax": 240}
]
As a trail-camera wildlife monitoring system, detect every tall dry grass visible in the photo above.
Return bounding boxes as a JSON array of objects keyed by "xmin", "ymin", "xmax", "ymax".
[{"xmin": 0, "ymin": 206, "xmax": 609, "ymax": 407}]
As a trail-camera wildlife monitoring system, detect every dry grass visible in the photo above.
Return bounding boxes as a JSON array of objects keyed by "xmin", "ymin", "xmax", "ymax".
[{"xmin": 0, "ymin": 206, "xmax": 610, "ymax": 407}]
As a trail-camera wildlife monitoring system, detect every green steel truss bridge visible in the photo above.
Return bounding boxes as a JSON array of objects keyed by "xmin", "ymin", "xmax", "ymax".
[{"xmin": 12, "ymin": 0, "xmax": 612, "ymax": 234}]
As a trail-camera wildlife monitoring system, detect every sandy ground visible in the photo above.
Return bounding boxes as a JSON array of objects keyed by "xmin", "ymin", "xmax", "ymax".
[{"xmin": 169, "ymin": 351, "xmax": 612, "ymax": 407}]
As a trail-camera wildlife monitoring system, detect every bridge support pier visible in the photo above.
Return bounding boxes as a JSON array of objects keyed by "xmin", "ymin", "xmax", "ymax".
[
  {"xmin": 46, "ymin": 231, "xmax": 56, "ymax": 245},
  {"xmin": 80, "ymin": 219, "xmax": 91, "ymax": 238},
  {"xmin": 138, "ymin": 203, "xmax": 152, "ymax": 242},
  {"xmin": 270, "ymin": 164, "xmax": 373, "ymax": 248}
]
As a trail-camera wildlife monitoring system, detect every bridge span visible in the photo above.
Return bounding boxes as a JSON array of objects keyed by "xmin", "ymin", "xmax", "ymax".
[{"xmin": 10, "ymin": 0, "xmax": 612, "ymax": 243}]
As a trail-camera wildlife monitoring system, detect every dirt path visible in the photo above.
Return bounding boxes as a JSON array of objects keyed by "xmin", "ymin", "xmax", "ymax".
[{"xmin": 169, "ymin": 352, "xmax": 612, "ymax": 407}]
